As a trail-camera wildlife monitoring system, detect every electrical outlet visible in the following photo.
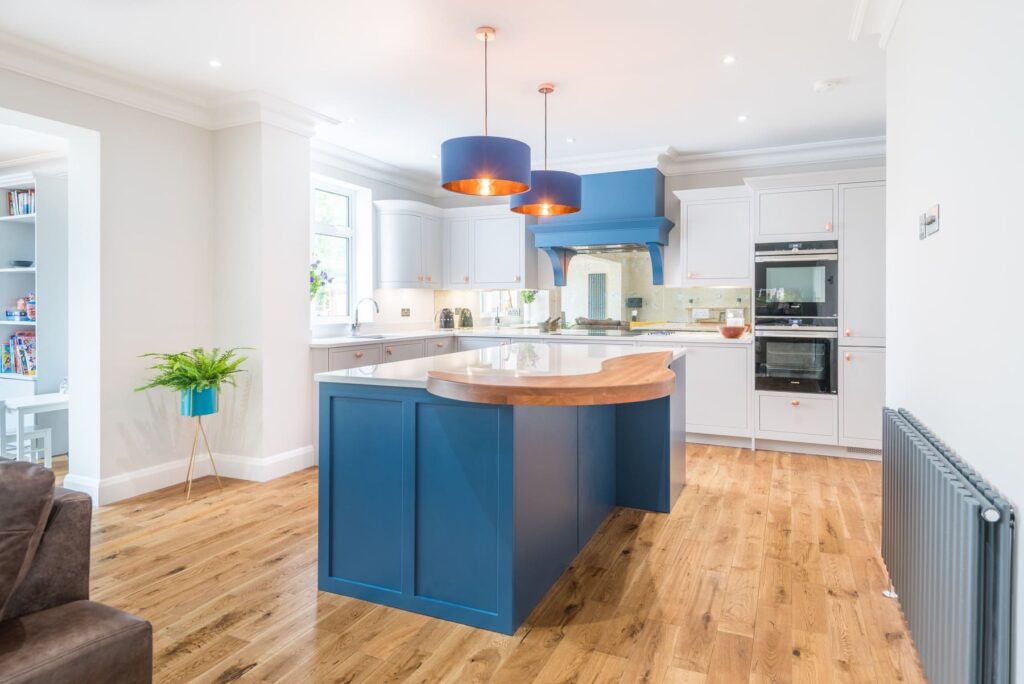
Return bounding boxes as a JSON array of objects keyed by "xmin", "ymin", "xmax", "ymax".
[{"xmin": 400, "ymin": 308, "xmax": 410, "ymax": 317}]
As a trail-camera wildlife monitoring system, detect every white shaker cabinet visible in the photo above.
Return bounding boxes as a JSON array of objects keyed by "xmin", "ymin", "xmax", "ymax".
[
  {"xmin": 839, "ymin": 347, "xmax": 885, "ymax": 448},
  {"xmin": 444, "ymin": 218, "xmax": 473, "ymax": 287},
  {"xmin": 473, "ymin": 216, "xmax": 524, "ymax": 287},
  {"xmin": 442, "ymin": 205, "xmax": 536, "ymax": 289},
  {"xmin": 375, "ymin": 200, "xmax": 443, "ymax": 288},
  {"xmin": 672, "ymin": 187, "xmax": 752, "ymax": 287},
  {"xmin": 839, "ymin": 183, "xmax": 886, "ymax": 346},
  {"xmin": 682, "ymin": 342, "xmax": 752, "ymax": 437},
  {"xmin": 754, "ymin": 187, "xmax": 837, "ymax": 240}
]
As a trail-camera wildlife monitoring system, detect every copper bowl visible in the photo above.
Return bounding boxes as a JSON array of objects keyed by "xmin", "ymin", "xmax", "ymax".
[{"xmin": 718, "ymin": 325, "xmax": 746, "ymax": 339}]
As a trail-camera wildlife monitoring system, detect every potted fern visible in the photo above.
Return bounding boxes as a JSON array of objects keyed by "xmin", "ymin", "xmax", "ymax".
[{"xmin": 135, "ymin": 347, "xmax": 248, "ymax": 417}]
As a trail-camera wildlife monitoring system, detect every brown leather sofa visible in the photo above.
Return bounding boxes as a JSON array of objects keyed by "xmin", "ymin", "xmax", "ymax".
[{"xmin": 0, "ymin": 461, "xmax": 152, "ymax": 683}]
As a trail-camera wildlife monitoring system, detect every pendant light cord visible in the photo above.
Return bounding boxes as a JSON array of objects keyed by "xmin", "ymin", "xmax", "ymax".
[
  {"xmin": 483, "ymin": 34, "xmax": 489, "ymax": 136},
  {"xmin": 543, "ymin": 90, "xmax": 548, "ymax": 170}
]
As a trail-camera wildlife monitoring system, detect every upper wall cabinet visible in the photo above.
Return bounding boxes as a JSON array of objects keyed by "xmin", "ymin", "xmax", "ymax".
[
  {"xmin": 672, "ymin": 186, "xmax": 752, "ymax": 287},
  {"xmin": 746, "ymin": 168, "xmax": 885, "ymax": 244},
  {"xmin": 839, "ymin": 182, "xmax": 886, "ymax": 346},
  {"xmin": 443, "ymin": 206, "xmax": 536, "ymax": 289},
  {"xmin": 756, "ymin": 187, "xmax": 836, "ymax": 239},
  {"xmin": 375, "ymin": 200, "xmax": 443, "ymax": 289}
]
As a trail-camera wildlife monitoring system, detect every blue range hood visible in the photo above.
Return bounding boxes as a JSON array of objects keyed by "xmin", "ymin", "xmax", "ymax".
[{"xmin": 528, "ymin": 168, "xmax": 674, "ymax": 285}]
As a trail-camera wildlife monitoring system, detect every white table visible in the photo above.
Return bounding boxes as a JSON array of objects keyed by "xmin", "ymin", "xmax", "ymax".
[{"xmin": 6, "ymin": 393, "xmax": 69, "ymax": 462}]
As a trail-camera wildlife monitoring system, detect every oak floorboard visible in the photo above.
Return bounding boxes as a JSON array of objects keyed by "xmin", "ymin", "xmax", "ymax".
[{"xmin": 81, "ymin": 445, "xmax": 924, "ymax": 682}]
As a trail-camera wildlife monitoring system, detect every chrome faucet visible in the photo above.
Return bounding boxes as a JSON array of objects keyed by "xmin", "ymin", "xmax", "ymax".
[{"xmin": 351, "ymin": 298, "xmax": 380, "ymax": 335}]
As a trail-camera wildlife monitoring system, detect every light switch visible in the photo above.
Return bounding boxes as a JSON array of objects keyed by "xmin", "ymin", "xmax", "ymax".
[
  {"xmin": 918, "ymin": 204, "xmax": 940, "ymax": 240},
  {"xmin": 401, "ymin": 308, "xmax": 410, "ymax": 317}
]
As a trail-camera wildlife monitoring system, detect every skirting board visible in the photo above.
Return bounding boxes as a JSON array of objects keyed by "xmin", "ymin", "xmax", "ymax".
[
  {"xmin": 687, "ymin": 433, "xmax": 881, "ymax": 461},
  {"xmin": 62, "ymin": 444, "xmax": 315, "ymax": 506}
]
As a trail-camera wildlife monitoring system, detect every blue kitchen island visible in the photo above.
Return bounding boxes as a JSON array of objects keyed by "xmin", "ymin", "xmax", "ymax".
[{"xmin": 316, "ymin": 342, "xmax": 685, "ymax": 634}]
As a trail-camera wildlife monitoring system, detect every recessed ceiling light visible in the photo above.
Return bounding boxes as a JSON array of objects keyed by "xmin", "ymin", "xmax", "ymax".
[
  {"xmin": 208, "ymin": 59, "xmax": 222, "ymax": 68},
  {"xmin": 723, "ymin": 55, "xmax": 736, "ymax": 65},
  {"xmin": 737, "ymin": 114, "xmax": 748, "ymax": 122},
  {"xmin": 345, "ymin": 117, "xmax": 356, "ymax": 124},
  {"xmin": 565, "ymin": 137, "xmax": 575, "ymax": 143}
]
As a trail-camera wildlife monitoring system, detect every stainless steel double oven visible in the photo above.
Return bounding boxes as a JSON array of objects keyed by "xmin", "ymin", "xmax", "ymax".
[{"xmin": 754, "ymin": 241, "xmax": 838, "ymax": 394}]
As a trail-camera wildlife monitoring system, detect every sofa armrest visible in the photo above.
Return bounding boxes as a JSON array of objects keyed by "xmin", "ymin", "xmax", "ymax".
[{"xmin": 3, "ymin": 488, "xmax": 91, "ymax": 620}]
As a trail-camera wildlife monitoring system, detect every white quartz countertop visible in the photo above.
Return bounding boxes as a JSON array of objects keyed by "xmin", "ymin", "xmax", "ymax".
[
  {"xmin": 310, "ymin": 326, "xmax": 750, "ymax": 348},
  {"xmin": 315, "ymin": 342, "xmax": 686, "ymax": 389}
]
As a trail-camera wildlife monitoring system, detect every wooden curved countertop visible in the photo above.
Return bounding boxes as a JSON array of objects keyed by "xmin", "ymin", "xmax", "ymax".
[{"xmin": 426, "ymin": 351, "xmax": 676, "ymax": 406}]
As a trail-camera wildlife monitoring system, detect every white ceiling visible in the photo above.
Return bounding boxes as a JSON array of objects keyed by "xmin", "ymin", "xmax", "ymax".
[
  {"xmin": 0, "ymin": 122, "xmax": 67, "ymax": 165},
  {"xmin": 0, "ymin": 0, "xmax": 885, "ymax": 178}
]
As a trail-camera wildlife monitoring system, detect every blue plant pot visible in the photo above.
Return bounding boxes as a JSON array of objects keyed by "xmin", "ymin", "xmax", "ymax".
[{"xmin": 181, "ymin": 388, "xmax": 218, "ymax": 417}]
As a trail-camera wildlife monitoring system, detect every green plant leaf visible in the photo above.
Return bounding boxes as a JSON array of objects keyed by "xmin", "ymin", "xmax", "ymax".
[{"xmin": 135, "ymin": 347, "xmax": 250, "ymax": 393}]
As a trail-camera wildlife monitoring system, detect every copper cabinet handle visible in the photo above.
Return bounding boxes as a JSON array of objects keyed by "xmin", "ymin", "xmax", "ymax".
[
  {"xmin": 435, "ymin": 342, "xmax": 444, "ymax": 348},
  {"xmin": 687, "ymin": 271, "xmax": 693, "ymax": 279},
  {"xmin": 845, "ymin": 328, "xmax": 852, "ymax": 336},
  {"xmin": 426, "ymin": 275, "xmax": 432, "ymax": 282},
  {"xmin": 463, "ymin": 275, "xmax": 469, "ymax": 283},
  {"xmin": 791, "ymin": 400, "xmax": 800, "ymax": 406},
  {"xmin": 845, "ymin": 352, "xmax": 853, "ymax": 361},
  {"xmin": 825, "ymin": 222, "xmax": 833, "ymax": 231},
  {"xmin": 385, "ymin": 347, "xmax": 393, "ymax": 355},
  {"xmin": 513, "ymin": 275, "xmax": 520, "ymax": 282},
  {"xmin": 354, "ymin": 351, "xmax": 364, "ymax": 359}
]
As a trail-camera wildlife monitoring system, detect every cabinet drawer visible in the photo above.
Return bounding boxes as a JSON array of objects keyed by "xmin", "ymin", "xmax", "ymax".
[
  {"xmin": 757, "ymin": 393, "xmax": 837, "ymax": 443},
  {"xmin": 425, "ymin": 337, "xmax": 455, "ymax": 356},
  {"xmin": 329, "ymin": 344, "xmax": 382, "ymax": 370},
  {"xmin": 382, "ymin": 340, "xmax": 425, "ymax": 363},
  {"xmin": 458, "ymin": 337, "xmax": 511, "ymax": 352}
]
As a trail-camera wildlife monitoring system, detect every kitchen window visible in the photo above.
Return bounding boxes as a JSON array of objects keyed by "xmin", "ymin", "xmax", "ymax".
[{"xmin": 311, "ymin": 185, "xmax": 354, "ymax": 320}]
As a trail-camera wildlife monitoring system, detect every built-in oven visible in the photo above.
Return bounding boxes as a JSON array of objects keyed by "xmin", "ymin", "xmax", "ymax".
[
  {"xmin": 754, "ymin": 329, "xmax": 838, "ymax": 394},
  {"xmin": 755, "ymin": 240, "xmax": 838, "ymax": 323}
]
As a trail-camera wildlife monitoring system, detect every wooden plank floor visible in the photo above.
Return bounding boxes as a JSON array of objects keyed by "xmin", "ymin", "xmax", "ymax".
[{"xmin": 68, "ymin": 446, "xmax": 925, "ymax": 683}]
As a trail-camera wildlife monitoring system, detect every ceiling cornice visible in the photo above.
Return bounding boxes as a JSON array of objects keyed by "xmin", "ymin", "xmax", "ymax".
[
  {"xmin": 0, "ymin": 150, "xmax": 66, "ymax": 171},
  {"xmin": 0, "ymin": 30, "xmax": 213, "ymax": 127},
  {"xmin": 311, "ymin": 140, "xmax": 440, "ymax": 198},
  {"xmin": 658, "ymin": 136, "xmax": 885, "ymax": 176},
  {"xmin": 543, "ymin": 146, "xmax": 666, "ymax": 175},
  {"xmin": 0, "ymin": 31, "xmax": 337, "ymax": 137},
  {"xmin": 211, "ymin": 92, "xmax": 339, "ymax": 138},
  {"xmin": 848, "ymin": 0, "xmax": 905, "ymax": 48}
]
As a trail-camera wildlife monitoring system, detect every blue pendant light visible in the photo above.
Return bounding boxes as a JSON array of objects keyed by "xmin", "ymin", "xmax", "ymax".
[
  {"xmin": 510, "ymin": 84, "xmax": 582, "ymax": 216},
  {"xmin": 441, "ymin": 27, "xmax": 531, "ymax": 196}
]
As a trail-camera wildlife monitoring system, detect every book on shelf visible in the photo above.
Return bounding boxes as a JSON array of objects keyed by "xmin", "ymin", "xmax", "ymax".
[
  {"xmin": 2, "ymin": 331, "xmax": 36, "ymax": 376},
  {"xmin": 5, "ymin": 188, "xmax": 35, "ymax": 216}
]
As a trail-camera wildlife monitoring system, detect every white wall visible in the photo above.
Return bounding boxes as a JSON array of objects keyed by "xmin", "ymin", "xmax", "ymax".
[
  {"xmin": 886, "ymin": 0, "xmax": 1024, "ymax": 667},
  {"xmin": 0, "ymin": 68, "xmax": 215, "ymax": 501},
  {"xmin": 211, "ymin": 122, "xmax": 314, "ymax": 474}
]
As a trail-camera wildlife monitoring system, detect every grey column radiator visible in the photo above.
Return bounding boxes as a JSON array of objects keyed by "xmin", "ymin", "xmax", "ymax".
[{"xmin": 882, "ymin": 408, "xmax": 1015, "ymax": 684}]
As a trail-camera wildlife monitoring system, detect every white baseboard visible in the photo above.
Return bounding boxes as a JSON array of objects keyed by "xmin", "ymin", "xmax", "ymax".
[
  {"xmin": 61, "ymin": 444, "xmax": 316, "ymax": 506},
  {"xmin": 686, "ymin": 432, "xmax": 881, "ymax": 461}
]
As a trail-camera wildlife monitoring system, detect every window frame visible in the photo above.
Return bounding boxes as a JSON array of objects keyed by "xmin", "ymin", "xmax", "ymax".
[{"xmin": 310, "ymin": 182, "xmax": 356, "ymax": 324}]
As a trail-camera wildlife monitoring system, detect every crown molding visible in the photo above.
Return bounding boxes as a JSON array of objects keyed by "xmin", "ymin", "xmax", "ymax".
[
  {"xmin": 848, "ymin": 0, "xmax": 904, "ymax": 48},
  {"xmin": 543, "ymin": 146, "xmax": 665, "ymax": 175},
  {"xmin": 311, "ymin": 140, "xmax": 440, "ymax": 198},
  {"xmin": 0, "ymin": 31, "xmax": 213, "ymax": 127},
  {"xmin": 658, "ymin": 136, "xmax": 885, "ymax": 176},
  {"xmin": 0, "ymin": 150, "xmax": 66, "ymax": 170},
  {"xmin": 0, "ymin": 31, "xmax": 336, "ymax": 137},
  {"xmin": 211, "ymin": 92, "xmax": 339, "ymax": 138}
]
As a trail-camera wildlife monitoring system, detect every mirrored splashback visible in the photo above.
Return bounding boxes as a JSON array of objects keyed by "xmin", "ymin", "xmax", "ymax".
[{"xmin": 558, "ymin": 252, "xmax": 750, "ymax": 328}]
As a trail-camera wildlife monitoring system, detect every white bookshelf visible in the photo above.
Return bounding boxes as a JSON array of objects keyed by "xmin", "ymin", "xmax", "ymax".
[{"xmin": 0, "ymin": 171, "xmax": 68, "ymax": 447}]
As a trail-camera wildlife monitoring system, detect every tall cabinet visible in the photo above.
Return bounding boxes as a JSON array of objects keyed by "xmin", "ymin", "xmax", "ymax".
[{"xmin": 837, "ymin": 182, "xmax": 886, "ymax": 448}]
